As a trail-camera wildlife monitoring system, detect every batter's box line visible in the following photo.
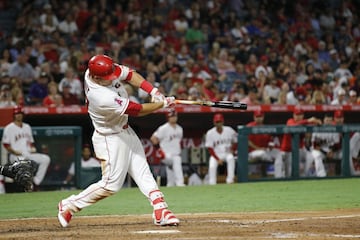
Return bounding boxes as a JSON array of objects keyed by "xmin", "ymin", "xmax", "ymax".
[{"xmin": 189, "ymin": 214, "xmax": 360, "ymax": 225}]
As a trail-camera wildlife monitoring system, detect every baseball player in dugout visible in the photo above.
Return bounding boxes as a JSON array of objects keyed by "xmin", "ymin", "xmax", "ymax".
[
  {"xmin": 279, "ymin": 108, "xmax": 322, "ymax": 178},
  {"xmin": 150, "ymin": 109, "xmax": 185, "ymax": 187},
  {"xmin": 205, "ymin": 113, "xmax": 237, "ymax": 185},
  {"xmin": 1, "ymin": 106, "xmax": 50, "ymax": 190},
  {"xmin": 247, "ymin": 110, "xmax": 282, "ymax": 177},
  {"xmin": 58, "ymin": 54, "xmax": 179, "ymax": 228}
]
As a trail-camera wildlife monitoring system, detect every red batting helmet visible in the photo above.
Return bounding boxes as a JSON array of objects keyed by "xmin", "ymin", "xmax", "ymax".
[
  {"xmin": 13, "ymin": 106, "xmax": 24, "ymax": 115},
  {"xmin": 213, "ymin": 113, "xmax": 224, "ymax": 123},
  {"xmin": 88, "ymin": 55, "xmax": 121, "ymax": 81}
]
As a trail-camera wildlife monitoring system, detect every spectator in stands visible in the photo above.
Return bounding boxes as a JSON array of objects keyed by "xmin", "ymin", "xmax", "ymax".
[
  {"xmin": 9, "ymin": 78, "xmax": 24, "ymax": 106},
  {"xmin": 247, "ymin": 110, "xmax": 282, "ymax": 177},
  {"xmin": 331, "ymin": 88, "xmax": 348, "ymax": 105},
  {"xmin": 241, "ymin": 87, "xmax": 261, "ymax": 105},
  {"xmin": 328, "ymin": 49, "xmax": 340, "ymax": 71},
  {"xmin": 310, "ymin": 90, "xmax": 327, "ymax": 104},
  {"xmin": 334, "ymin": 59, "xmax": 353, "ymax": 81},
  {"xmin": 58, "ymin": 13, "xmax": 78, "ymax": 36},
  {"xmin": 42, "ymin": 81, "xmax": 63, "ymax": 107},
  {"xmin": 27, "ymin": 72, "xmax": 49, "ymax": 106},
  {"xmin": 0, "ymin": 49, "xmax": 12, "ymax": 73},
  {"xmin": 58, "ymin": 68, "xmax": 83, "ymax": 102},
  {"xmin": 63, "ymin": 144, "xmax": 100, "ymax": 185},
  {"xmin": 349, "ymin": 90, "xmax": 359, "ymax": 104},
  {"xmin": 144, "ymin": 27, "xmax": 162, "ymax": 51},
  {"xmin": 215, "ymin": 48, "xmax": 235, "ymax": 75},
  {"xmin": 0, "ymin": 72, "xmax": 11, "ymax": 87},
  {"xmin": 8, "ymin": 53, "xmax": 36, "ymax": 92},
  {"xmin": 176, "ymin": 44, "xmax": 191, "ymax": 68},
  {"xmin": 39, "ymin": 3, "xmax": 59, "ymax": 33},
  {"xmin": 61, "ymin": 82, "xmax": 80, "ymax": 106},
  {"xmin": 255, "ymin": 55, "xmax": 273, "ymax": 79},
  {"xmin": 274, "ymin": 90, "xmax": 288, "ymax": 105},
  {"xmin": 279, "ymin": 108, "xmax": 322, "ymax": 178},
  {"xmin": 173, "ymin": 14, "xmax": 189, "ymax": 36},
  {"xmin": 29, "ymin": 38, "xmax": 46, "ymax": 67},
  {"xmin": 319, "ymin": 8, "xmax": 336, "ymax": 31},
  {"xmin": 262, "ymin": 75, "xmax": 281, "ymax": 104},
  {"xmin": 185, "ymin": 20, "xmax": 206, "ymax": 51},
  {"xmin": 0, "ymin": 84, "xmax": 16, "ymax": 108}
]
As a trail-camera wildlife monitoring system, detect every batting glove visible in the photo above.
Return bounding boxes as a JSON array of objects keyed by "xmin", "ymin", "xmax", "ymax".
[
  {"xmin": 150, "ymin": 88, "xmax": 166, "ymax": 103},
  {"xmin": 163, "ymin": 96, "xmax": 175, "ymax": 108}
]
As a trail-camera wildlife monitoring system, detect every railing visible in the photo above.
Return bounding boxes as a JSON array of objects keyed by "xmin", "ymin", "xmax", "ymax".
[{"xmin": 237, "ymin": 124, "xmax": 360, "ymax": 182}]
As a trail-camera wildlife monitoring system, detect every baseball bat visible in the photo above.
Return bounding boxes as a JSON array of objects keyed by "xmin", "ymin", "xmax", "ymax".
[{"xmin": 174, "ymin": 100, "xmax": 247, "ymax": 110}]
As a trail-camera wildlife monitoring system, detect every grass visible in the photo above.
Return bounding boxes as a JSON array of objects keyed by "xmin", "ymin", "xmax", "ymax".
[{"xmin": 0, "ymin": 178, "xmax": 359, "ymax": 219}]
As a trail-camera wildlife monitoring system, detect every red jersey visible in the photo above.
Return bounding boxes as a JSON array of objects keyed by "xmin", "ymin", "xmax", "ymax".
[
  {"xmin": 280, "ymin": 118, "xmax": 311, "ymax": 152},
  {"xmin": 246, "ymin": 121, "xmax": 272, "ymax": 152}
]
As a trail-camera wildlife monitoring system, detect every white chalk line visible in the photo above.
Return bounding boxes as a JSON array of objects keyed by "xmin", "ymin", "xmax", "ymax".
[
  {"xmin": 205, "ymin": 213, "xmax": 360, "ymax": 225},
  {"xmin": 133, "ymin": 229, "xmax": 181, "ymax": 234}
]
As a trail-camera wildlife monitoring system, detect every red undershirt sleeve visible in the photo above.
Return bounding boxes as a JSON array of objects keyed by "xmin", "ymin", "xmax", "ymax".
[{"xmin": 124, "ymin": 101, "xmax": 143, "ymax": 116}]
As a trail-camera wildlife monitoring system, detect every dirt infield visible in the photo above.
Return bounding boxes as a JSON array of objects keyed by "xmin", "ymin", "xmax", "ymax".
[{"xmin": 1, "ymin": 209, "xmax": 360, "ymax": 240}]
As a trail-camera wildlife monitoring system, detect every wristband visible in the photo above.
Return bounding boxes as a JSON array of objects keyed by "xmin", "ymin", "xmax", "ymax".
[{"xmin": 140, "ymin": 80, "xmax": 154, "ymax": 94}]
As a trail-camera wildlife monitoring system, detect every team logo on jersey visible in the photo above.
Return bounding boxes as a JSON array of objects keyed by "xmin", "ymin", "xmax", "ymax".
[
  {"xmin": 114, "ymin": 98, "xmax": 123, "ymax": 106},
  {"xmin": 114, "ymin": 82, "xmax": 121, "ymax": 88}
]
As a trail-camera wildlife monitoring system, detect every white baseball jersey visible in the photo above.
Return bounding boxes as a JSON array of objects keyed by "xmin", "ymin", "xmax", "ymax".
[
  {"xmin": 205, "ymin": 126, "xmax": 237, "ymax": 158},
  {"xmin": 2, "ymin": 122, "xmax": 34, "ymax": 155},
  {"xmin": 152, "ymin": 123, "xmax": 183, "ymax": 156},
  {"xmin": 84, "ymin": 64, "xmax": 131, "ymax": 135}
]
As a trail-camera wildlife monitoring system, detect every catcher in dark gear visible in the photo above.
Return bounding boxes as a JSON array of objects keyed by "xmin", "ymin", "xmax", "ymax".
[{"xmin": 0, "ymin": 159, "xmax": 37, "ymax": 192}]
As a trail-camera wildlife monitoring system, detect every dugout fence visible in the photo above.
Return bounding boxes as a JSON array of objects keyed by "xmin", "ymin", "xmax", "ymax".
[{"xmin": 237, "ymin": 124, "xmax": 360, "ymax": 182}]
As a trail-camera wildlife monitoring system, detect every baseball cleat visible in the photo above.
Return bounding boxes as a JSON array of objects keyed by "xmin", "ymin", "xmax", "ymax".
[
  {"xmin": 57, "ymin": 201, "xmax": 73, "ymax": 227},
  {"xmin": 153, "ymin": 209, "xmax": 180, "ymax": 226}
]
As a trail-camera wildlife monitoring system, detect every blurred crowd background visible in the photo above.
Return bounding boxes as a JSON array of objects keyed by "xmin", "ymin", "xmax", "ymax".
[{"xmin": 1, "ymin": 0, "xmax": 360, "ymax": 108}]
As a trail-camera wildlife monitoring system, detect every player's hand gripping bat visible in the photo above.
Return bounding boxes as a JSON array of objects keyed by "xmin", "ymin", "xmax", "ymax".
[{"xmin": 174, "ymin": 100, "xmax": 247, "ymax": 110}]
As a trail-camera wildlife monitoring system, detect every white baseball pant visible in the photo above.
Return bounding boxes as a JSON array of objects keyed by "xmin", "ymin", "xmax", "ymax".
[
  {"xmin": 208, "ymin": 153, "xmax": 235, "ymax": 185},
  {"xmin": 277, "ymin": 149, "xmax": 310, "ymax": 178},
  {"xmin": 60, "ymin": 127, "xmax": 159, "ymax": 212},
  {"xmin": 162, "ymin": 155, "xmax": 185, "ymax": 187}
]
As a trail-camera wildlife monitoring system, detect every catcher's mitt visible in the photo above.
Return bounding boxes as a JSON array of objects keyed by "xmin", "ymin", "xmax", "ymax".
[{"xmin": 9, "ymin": 159, "xmax": 38, "ymax": 192}]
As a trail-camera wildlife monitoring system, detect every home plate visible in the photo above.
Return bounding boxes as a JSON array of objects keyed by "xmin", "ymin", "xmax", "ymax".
[{"xmin": 134, "ymin": 230, "xmax": 181, "ymax": 234}]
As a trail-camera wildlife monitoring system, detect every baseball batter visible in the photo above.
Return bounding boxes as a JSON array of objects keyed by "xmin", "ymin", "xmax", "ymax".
[
  {"xmin": 57, "ymin": 55, "xmax": 179, "ymax": 227},
  {"xmin": 1, "ymin": 106, "xmax": 50, "ymax": 187},
  {"xmin": 205, "ymin": 113, "xmax": 237, "ymax": 185},
  {"xmin": 150, "ymin": 109, "xmax": 185, "ymax": 187}
]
